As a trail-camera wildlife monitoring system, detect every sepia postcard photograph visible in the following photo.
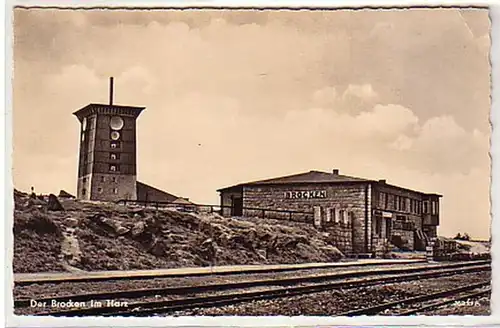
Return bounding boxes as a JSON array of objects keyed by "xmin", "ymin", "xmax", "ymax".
[{"xmin": 7, "ymin": 2, "xmax": 496, "ymax": 324}]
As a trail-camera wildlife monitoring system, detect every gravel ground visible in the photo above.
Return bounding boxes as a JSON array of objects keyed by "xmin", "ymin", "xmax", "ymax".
[
  {"xmin": 422, "ymin": 294, "xmax": 491, "ymax": 315},
  {"xmin": 386, "ymin": 288, "xmax": 491, "ymax": 316},
  {"xmin": 15, "ymin": 270, "xmax": 491, "ymax": 316},
  {"xmin": 15, "ymin": 262, "xmax": 453, "ymax": 299},
  {"xmin": 167, "ymin": 271, "xmax": 491, "ymax": 316}
]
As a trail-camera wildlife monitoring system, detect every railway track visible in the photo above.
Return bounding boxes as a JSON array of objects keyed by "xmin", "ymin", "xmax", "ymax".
[
  {"xmin": 397, "ymin": 288, "xmax": 491, "ymax": 315},
  {"xmin": 337, "ymin": 281, "xmax": 491, "ymax": 316},
  {"xmin": 16, "ymin": 260, "xmax": 488, "ymax": 308},
  {"xmin": 14, "ymin": 259, "xmax": 427, "ymax": 286},
  {"xmin": 22, "ymin": 261, "xmax": 489, "ymax": 317}
]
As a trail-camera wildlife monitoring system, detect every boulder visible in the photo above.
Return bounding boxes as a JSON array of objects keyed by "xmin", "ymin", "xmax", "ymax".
[
  {"xmin": 24, "ymin": 198, "xmax": 46, "ymax": 209},
  {"xmin": 47, "ymin": 194, "xmax": 64, "ymax": 211},
  {"xmin": 131, "ymin": 221, "xmax": 146, "ymax": 237},
  {"xmin": 198, "ymin": 238, "xmax": 217, "ymax": 262},
  {"xmin": 130, "ymin": 208, "xmax": 146, "ymax": 218},
  {"xmin": 150, "ymin": 240, "xmax": 168, "ymax": 256},
  {"xmin": 116, "ymin": 226, "xmax": 130, "ymax": 235},
  {"xmin": 64, "ymin": 218, "xmax": 79, "ymax": 228}
]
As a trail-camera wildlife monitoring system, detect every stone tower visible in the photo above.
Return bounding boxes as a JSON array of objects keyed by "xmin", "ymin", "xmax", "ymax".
[{"xmin": 73, "ymin": 77, "xmax": 145, "ymax": 201}]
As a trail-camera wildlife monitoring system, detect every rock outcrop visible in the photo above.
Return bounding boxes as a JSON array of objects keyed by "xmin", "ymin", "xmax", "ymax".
[{"xmin": 13, "ymin": 190, "xmax": 344, "ymax": 273}]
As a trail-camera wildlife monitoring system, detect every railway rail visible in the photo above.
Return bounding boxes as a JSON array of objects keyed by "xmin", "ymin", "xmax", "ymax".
[
  {"xmin": 14, "ymin": 259, "xmax": 427, "ymax": 286},
  {"xmin": 22, "ymin": 261, "xmax": 489, "ymax": 317},
  {"xmin": 397, "ymin": 288, "xmax": 491, "ymax": 315},
  {"xmin": 16, "ymin": 260, "xmax": 488, "ymax": 308},
  {"xmin": 338, "ymin": 281, "xmax": 491, "ymax": 316}
]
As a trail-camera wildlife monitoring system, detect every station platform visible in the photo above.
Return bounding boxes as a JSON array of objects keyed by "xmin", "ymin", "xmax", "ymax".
[{"xmin": 14, "ymin": 258, "xmax": 426, "ymax": 284}]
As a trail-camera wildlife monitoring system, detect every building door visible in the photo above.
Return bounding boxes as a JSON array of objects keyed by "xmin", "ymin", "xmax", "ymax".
[
  {"xmin": 386, "ymin": 218, "xmax": 392, "ymax": 240},
  {"xmin": 232, "ymin": 197, "xmax": 243, "ymax": 216}
]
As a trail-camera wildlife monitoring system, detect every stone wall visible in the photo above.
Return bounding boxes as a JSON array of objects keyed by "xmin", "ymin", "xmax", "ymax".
[
  {"xmin": 242, "ymin": 183, "xmax": 371, "ymax": 253},
  {"xmin": 90, "ymin": 174, "xmax": 136, "ymax": 201},
  {"xmin": 323, "ymin": 220, "xmax": 353, "ymax": 254}
]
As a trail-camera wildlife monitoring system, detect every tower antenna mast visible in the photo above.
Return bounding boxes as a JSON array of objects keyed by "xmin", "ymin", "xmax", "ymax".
[{"xmin": 109, "ymin": 77, "xmax": 114, "ymax": 105}]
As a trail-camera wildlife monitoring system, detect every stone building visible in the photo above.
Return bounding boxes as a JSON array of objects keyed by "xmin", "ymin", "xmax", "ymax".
[
  {"xmin": 218, "ymin": 169, "xmax": 441, "ymax": 254},
  {"xmin": 73, "ymin": 78, "xmax": 190, "ymax": 204}
]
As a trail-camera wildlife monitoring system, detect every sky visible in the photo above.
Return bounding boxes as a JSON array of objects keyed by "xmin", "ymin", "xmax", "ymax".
[{"xmin": 12, "ymin": 8, "xmax": 491, "ymax": 239}]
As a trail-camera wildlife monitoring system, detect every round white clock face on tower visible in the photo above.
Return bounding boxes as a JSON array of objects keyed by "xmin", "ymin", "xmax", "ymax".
[
  {"xmin": 110, "ymin": 131, "xmax": 121, "ymax": 140},
  {"xmin": 110, "ymin": 116, "xmax": 124, "ymax": 130},
  {"xmin": 82, "ymin": 117, "xmax": 87, "ymax": 131}
]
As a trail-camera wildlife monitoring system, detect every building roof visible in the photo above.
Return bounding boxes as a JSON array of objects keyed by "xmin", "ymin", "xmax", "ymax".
[
  {"xmin": 172, "ymin": 197, "xmax": 196, "ymax": 205},
  {"xmin": 73, "ymin": 103, "xmax": 145, "ymax": 120},
  {"xmin": 217, "ymin": 169, "xmax": 442, "ymax": 197},
  {"xmin": 137, "ymin": 181, "xmax": 197, "ymax": 204},
  {"xmin": 217, "ymin": 170, "xmax": 371, "ymax": 191},
  {"xmin": 136, "ymin": 181, "xmax": 178, "ymax": 202}
]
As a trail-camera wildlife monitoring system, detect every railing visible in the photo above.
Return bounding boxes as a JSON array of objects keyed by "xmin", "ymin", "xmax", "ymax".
[{"xmin": 115, "ymin": 199, "xmax": 314, "ymax": 223}]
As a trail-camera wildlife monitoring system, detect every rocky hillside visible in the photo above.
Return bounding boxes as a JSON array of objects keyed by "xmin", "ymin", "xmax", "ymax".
[{"xmin": 13, "ymin": 190, "xmax": 344, "ymax": 273}]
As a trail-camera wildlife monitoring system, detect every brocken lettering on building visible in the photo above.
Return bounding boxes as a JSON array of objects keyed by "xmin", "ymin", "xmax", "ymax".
[{"xmin": 284, "ymin": 190, "xmax": 327, "ymax": 199}]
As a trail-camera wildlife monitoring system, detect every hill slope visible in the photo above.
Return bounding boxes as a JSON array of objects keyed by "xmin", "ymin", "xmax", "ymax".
[{"xmin": 13, "ymin": 191, "xmax": 343, "ymax": 273}]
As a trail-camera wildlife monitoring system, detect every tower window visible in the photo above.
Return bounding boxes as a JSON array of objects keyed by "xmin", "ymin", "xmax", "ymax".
[
  {"xmin": 101, "ymin": 176, "xmax": 105, "ymax": 182},
  {"xmin": 113, "ymin": 188, "xmax": 118, "ymax": 194},
  {"xmin": 110, "ymin": 153, "xmax": 120, "ymax": 160},
  {"xmin": 112, "ymin": 177, "xmax": 117, "ymax": 183},
  {"xmin": 83, "ymin": 177, "xmax": 87, "ymax": 183},
  {"xmin": 109, "ymin": 164, "xmax": 119, "ymax": 172},
  {"xmin": 82, "ymin": 188, "xmax": 86, "ymax": 196},
  {"xmin": 111, "ymin": 141, "xmax": 121, "ymax": 149},
  {"xmin": 98, "ymin": 187, "xmax": 103, "ymax": 193}
]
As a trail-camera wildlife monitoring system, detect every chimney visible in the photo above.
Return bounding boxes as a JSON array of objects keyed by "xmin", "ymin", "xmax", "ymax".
[
  {"xmin": 379, "ymin": 179, "xmax": 386, "ymax": 184},
  {"xmin": 109, "ymin": 77, "xmax": 114, "ymax": 105},
  {"xmin": 332, "ymin": 169, "xmax": 339, "ymax": 175}
]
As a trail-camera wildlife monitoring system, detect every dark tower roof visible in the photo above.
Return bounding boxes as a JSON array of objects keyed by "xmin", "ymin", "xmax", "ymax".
[{"xmin": 73, "ymin": 103, "xmax": 145, "ymax": 122}]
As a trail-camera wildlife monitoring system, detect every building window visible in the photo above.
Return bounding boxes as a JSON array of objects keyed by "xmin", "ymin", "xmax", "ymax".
[
  {"xmin": 98, "ymin": 187, "xmax": 103, "ymax": 193},
  {"xmin": 112, "ymin": 177, "xmax": 117, "ymax": 183},
  {"xmin": 385, "ymin": 194, "xmax": 389, "ymax": 209},
  {"xmin": 101, "ymin": 176, "xmax": 105, "ymax": 182},
  {"xmin": 82, "ymin": 188, "xmax": 86, "ymax": 196},
  {"xmin": 110, "ymin": 141, "xmax": 121, "ymax": 149},
  {"xmin": 113, "ymin": 188, "xmax": 118, "ymax": 194},
  {"xmin": 344, "ymin": 211, "xmax": 350, "ymax": 225},
  {"xmin": 431, "ymin": 201, "xmax": 438, "ymax": 215},
  {"xmin": 110, "ymin": 153, "xmax": 120, "ymax": 160},
  {"xmin": 400, "ymin": 197, "xmax": 405, "ymax": 212},
  {"xmin": 394, "ymin": 195, "xmax": 398, "ymax": 210},
  {"xmin": 379, "ymin": 192, "xmax": 386, "ymax": 208},
  {"xmin": 423, "ymin": 201, "xmax": 429, "ymax": 214}
]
